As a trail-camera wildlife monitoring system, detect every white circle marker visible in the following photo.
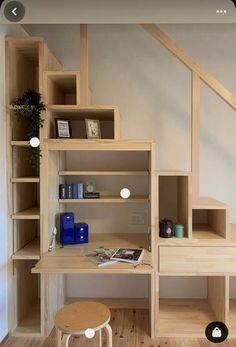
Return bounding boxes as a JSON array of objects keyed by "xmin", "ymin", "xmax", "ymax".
[
  {"xmin": 29, "ymin": 137, "xmax": 40, "ymax": 148},
  {"xmin": 85, "ymin": 328, "xmax": 95, "ymax": 339},
  {"xmin": 120, "ymin": 188, "xmax": 131, "ymax": 199}
]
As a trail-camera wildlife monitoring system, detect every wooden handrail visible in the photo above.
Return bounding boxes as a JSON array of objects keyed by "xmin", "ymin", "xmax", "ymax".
[{"xmin": 141, "ymin": 24, "xmax": 236, "ymax": 110}]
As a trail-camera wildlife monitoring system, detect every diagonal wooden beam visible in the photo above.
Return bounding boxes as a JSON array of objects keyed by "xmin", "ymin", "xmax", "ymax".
[{"xmin": 141, "ymin": 24, "xmax": 236, "ymax": 110}]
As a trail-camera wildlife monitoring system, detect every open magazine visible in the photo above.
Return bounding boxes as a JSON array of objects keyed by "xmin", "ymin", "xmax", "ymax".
[
  {"xmin": 110, "ymin": 248, "xmax": 144, "ymax": 264},
  {"xmin": 86, "ymin": 248, "xmax": 118, "ymax": 267},
  {"xmin": 86, "ymin": 247, "xmax": 145, "ymax": 267}
]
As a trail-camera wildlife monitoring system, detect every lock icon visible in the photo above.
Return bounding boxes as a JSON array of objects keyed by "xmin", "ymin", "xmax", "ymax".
[{"xmin": 212, "ymin": 327, "xmax": 222, "ymax": 338}]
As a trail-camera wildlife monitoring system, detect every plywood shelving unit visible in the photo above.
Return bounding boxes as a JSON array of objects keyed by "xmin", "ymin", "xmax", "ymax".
[{"xmin": 5, "ymin": 23, "xmax": 236, "ymax": 341}]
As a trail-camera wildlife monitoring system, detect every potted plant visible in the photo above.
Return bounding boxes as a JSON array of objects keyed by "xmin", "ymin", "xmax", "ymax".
[{"xmin": 12, "ymin": 89, "xmax": 46, "ymax": 175}]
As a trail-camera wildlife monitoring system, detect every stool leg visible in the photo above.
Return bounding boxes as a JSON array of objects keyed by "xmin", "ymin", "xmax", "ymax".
[
  {"xmin": 55, "ymin": 328, "xmax": 62, "ymax": 347},
  {"xmin": 98, "ymin": 329, "xmax": 102, "ymax": 347},
  {"xmin": 61, "ymin": 334, "xmax": 71, "ymax": 347},
  {"xmin": 104, "ymin": 324, "xmax": 112, "ymax": 347}
]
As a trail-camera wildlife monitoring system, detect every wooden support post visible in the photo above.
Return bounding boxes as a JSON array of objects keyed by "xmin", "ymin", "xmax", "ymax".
[
  {"xmin": 207, "ymin": 276, "xmax": 228, "ymax": 324},
  {"xmin": 80, "ymin": 24, "xmax": 89, "ymax": 105},
  {"xmin": 191, "ymin": 71, "xmax": 200, "ymax": 202}
]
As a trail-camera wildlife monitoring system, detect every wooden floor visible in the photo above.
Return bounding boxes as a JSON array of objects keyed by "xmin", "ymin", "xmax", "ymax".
[{"xmin": 2, "ymin": 309, "xmax": 236, "ymax": 347}]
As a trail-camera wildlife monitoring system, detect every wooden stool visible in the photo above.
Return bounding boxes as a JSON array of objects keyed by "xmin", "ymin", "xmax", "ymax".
[{"xmin": 54, "ymin": 301, "xmax": 112, "ymax": 347}]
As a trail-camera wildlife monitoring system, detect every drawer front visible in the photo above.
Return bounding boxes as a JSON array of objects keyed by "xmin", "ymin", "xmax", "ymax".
[{"xmin": 159, "ymin": 246, "xmax": 236, "ymax": 273}]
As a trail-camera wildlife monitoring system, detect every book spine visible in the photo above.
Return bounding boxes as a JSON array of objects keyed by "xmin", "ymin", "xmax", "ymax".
[
  {"xmin": 67, "ymin": 184, "xmax": 72, "ymax": 199},
  {"xmin": 77, "ymin": 183, "xmax": 84, "ymax": 199},
  {"xmin": 59, "ymin": 184, "xmax": 67, "ymax": 199},
  {"xmin": 72, "ymin": 183, "xmax": 78, "ymax": 199}
]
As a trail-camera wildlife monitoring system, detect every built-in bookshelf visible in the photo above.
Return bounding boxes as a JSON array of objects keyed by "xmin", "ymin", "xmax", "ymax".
[{"xmin": 6, "ymin": 37, "xmax": 62, "ymax": 336}]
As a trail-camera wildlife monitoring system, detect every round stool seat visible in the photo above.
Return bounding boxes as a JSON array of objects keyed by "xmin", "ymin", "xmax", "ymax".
[{"xmin": 55, "ymin": 301, "xmax": 111, "ymax": 334}]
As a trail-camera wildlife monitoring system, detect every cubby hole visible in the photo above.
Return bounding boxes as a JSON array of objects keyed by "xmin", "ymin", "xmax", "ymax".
[
  {"xmin": 11, "ymin": 110, "xmax": 31, "ymax": 141},
  {"xmin": 48, "ymin": 109, "xmax": 115, "ymax": 139},
  {"xmin": 13, "ymin": 260, "xmax": 41, "ymax": 334},
  {"xmin": 159, "ymin": 276, "xmax": 227, "ymax": 337},
  {"xmin": 47, "ymin": 73, "xmax": 78, "ymax": 105},
  {"xmin": 192, "ymin": 209, "xmax": 227, "ymax": 239},
  {"xmin": 12, "ymin": 182, "xmax": 39, "ymax": 215},
  {"xmin": 158, "ymin": 175, "xmax": 190, "ymax": 238},
  {"xmin": 12, "ymin": 146, "xmax": 39, "ymax": 178},
  {"xmin": 9, "ymin": 43, "xmax": 39, "ymax": 104},
  {"xmin": 13, "ymin": 220, "xmax": 40, "ymax": 258},
  {"xmin": 64, "ymin": 150, "xmax": 150, "ymax": 172}
]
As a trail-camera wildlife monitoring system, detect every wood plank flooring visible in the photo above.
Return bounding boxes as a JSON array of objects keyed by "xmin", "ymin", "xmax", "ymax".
[{"xmin": 2, "ymin": 309, "xmax": 236, "ymax": 347}]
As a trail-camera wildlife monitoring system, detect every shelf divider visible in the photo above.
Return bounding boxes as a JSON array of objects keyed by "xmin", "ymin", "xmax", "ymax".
[
  {"xmin": 59, "ymin": 196, "xmax": 149, "ymax": 204},
  {"xmin": 59, "ymin": 170, "xmax": 149, "ymax": 176},
  {"xmin": 11, "ymin": 206, "xmax": 40, "ymax": 220},
  {"xmin": 12, "ymin": 239, "xmax": 40, "ymax": 260}
]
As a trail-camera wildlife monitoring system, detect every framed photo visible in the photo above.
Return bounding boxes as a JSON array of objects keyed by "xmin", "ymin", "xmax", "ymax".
[
  {"xmin": 55, "ymin": 118, "xmax": 72, "ymax": 138},
  {"xmin": 85, "ymin": 119, "xmax": 101, "ymax": 139}
]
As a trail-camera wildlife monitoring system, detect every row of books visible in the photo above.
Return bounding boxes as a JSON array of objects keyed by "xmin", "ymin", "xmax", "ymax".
[
  {"xmin": 59, "ymin": 183, "xmax": 84, "ymax": 199},
  {"xmin": 59, "ymin": 184, "xmax": 100, "ymax": 199}
]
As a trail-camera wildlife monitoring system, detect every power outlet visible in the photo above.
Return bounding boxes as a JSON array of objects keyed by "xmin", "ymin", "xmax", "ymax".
[{"xmin": 131, "ymin": 213, "xmax": 146, "ymax": 225}]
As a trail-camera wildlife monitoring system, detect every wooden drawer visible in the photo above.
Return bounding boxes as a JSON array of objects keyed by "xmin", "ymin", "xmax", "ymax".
[{"xmin": 159, "ymin": 246, "xmax": 236, "ymax": 273}]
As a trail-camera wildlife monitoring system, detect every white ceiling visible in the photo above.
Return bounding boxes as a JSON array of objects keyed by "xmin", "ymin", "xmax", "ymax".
[{"xmin": 0, "ymin": 0, "xmax": 236, "ymax": 24}]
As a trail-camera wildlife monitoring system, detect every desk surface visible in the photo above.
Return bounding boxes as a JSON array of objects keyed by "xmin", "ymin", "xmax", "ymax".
[{"xmin": 32, "ymin": 233, "xmax": 153, "ymax": 274}]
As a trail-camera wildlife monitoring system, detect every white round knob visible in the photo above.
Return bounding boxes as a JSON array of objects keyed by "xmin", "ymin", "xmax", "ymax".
[
  {"xmin": 120, "ymin": 188, "xmax": 131, "ymax": 199},
  {"xmin": 85, "ymin": 328, "xmax": 95, "ymax": 339},
  {"xmin": 29, "ymin": 137, "xmax": 40, "ymax": 148}
]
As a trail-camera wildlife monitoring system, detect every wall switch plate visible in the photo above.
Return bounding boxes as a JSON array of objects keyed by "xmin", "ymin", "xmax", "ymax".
[{"xmin": 131, "ymin": 213, "xmax": 146, "ymax": 225}]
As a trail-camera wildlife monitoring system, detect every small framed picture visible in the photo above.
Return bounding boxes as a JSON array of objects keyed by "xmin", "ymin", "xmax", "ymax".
[
  {"xmin": 55, "ymin": 118, "xmax": 72, "ymax": 138},
  {"xmin": 85, "ymin": 119, "xmax": 101, "ymax": 139}
]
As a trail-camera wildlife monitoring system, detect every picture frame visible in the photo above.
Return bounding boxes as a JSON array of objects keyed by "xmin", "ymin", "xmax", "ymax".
[
  {"xmin": 85, "ymin": 119, "xmax": 101, "ymax": 139},
  {"xmin": 55, "ymin": 118, "xmax": 72, "ymax": 138}
]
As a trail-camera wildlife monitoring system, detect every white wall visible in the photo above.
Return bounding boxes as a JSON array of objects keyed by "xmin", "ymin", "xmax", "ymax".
[
  {"xmin": 27, "ymin": 24, "xmax": 236, "ymax": 298},
  {"xmin": 0, "ymin": 25, "xmax": 27, "ymax": 343}
]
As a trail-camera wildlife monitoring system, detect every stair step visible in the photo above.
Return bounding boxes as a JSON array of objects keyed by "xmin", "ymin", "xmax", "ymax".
[{"xmin": 192, "ymin": 197, "xmax": 228, "ymax": 210}]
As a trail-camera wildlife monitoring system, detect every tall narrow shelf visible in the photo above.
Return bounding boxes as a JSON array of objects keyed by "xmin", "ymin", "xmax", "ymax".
[
  {"xmin": 156, "ymin": 171, "xmax": 192, "ymax": 238},
  {"xmin": 6, "ymin": 37, "xmax": 63, "ymax": 337}
]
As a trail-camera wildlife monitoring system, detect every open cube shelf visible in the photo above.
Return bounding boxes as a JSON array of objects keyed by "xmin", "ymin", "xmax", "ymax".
[
  {"xmin": 7, "ymin": 41, "xmax": 40, "ymax": 104},
  {"xmin": 157, "ymin": 173, "xmax": 191, "ymax": 238},
  {"xmin": 192, "ymin": 208, "xmax": 228, "ymax": 239},
  {"xmin": 158, "ymin": 276, "xmax": 227, "ymax": 337},
  {"xmin": 13, "ymin": 220, "xmax": 40, "ymax": 258},
  {"xmin": 45, "ymin": 72, "xmax": 80, "ymax": 105},
  {"xmin": 12, "ymin": 260, "xmax": 41, "ymax": 335},
  {"xmin": 47, "ymin": 106, "xmax": 119, "ymax": 139}
]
